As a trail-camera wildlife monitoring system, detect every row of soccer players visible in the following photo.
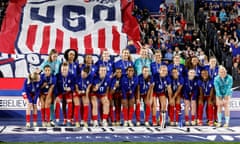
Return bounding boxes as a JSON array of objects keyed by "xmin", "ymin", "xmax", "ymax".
[{"xmin": 22, "ymin": 48, "xmax": 232, "ymax": 128}]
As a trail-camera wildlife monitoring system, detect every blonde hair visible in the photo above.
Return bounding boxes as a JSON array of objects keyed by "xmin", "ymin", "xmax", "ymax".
[{"xmin": 218, "ymin": 65, "xmax": 227, "ymax": 74}]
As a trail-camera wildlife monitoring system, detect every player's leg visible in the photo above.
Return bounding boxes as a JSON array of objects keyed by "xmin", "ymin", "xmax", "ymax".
[
  {"xmin": 82, "ymin": 94, "xmax": 89, "ymax": 127},
  {"xmin": 216, "ymin": 97, "xmax": 223, "ymax": 127},
  {"xmin": 191, "ymin": 99, "xmax": 197, "ymax": 126},
  {"xmin": 152, "ymin": 96, "xmax": 157, "ymax": 126},
  {"xmin": 73, "ymin": 93, "xmax": 80, "ymax": 127},
  {"xmin": 223, "ymin": 96, "xmax": 230, "ymax": 127},
  {"xmin": 91, "ymin": 95, "xmax": 98, "ymax": 127},
  {"xmin": 144, "ymin": 95, "xmax": 151, "ymax": 126},
  {"xmin": 159, "ymin": 95, "xmax": 167, "ymax": 128},
  {"xmin": 40, "ymin": 94, "xmax": 46, "ymax": 127},
  {"xmin": 101, "ymin": 95, "xmax": 110, "ymax": 126},
  {"xmin": 184, "ymin": 99, "xmax": 190, "ymax": 126}
]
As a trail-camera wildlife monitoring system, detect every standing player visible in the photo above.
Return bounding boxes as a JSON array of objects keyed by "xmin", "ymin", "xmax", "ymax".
[
  {"xmin": 64, "ymin": 49, "xmax": 79, "ymax": 77},
  {"xmin": 22, "ymin": 72, "xmax": 42, "ymax": 128},
  {"xmin": 75, "ymin": 67, "xmax": 92, "ymax": 127},
  {"xmin": 168, "ymin": 54, "xmax": 185, "ymax": 76},
  {"xmin": 121, "ymin": 66, "xmax": 138, "ymax": 127},
  {"xmin": 169, "ymin": 68, "xmax": 184, "ymax": 126},
  {"xmin": 109, "ymin": 68, "xmax": 122, "ymax": 126},
  {"xmin": 183, "ymin": 69, "xmax": 198, "ymax": 126},
  {"xmin": 91, "ymin": 66, "xmax": 111, "ymax": 127},
  {"xmin": 150, "ymin": 50, "xmax": 165, "ymax": 76},
  {"xmin": 153, "ymin": 65, "xmax": 172, "ymax": 127},
  {"xmin": 55, "ymin": 62, "xmax": 75, "ymax": 126},
  {"xmin": 214, "ymin": 66, "xmax": 233, "ymax": 127},
  {"xmin": 114, "ymin": 49, "xmax": 133, "ymax": 75},
  {"xmin": 136, "ymin": 66, "xmax": 154, "ymax": 126},
  {"xmin": 197, "ymin": 69, "xmax": 214, "ymax": 126},
  {"xmin": 40, "ymin": 65, "xmax": 56, "ymax": 127},
  {"xmin": 185, "ymin": 56, "xmax": 202, "ymax": 78}
]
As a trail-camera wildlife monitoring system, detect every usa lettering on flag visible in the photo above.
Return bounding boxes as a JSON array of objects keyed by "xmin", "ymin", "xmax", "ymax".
[{"xmin": 15, "ymin": 0, "xmax": 127, "ymax": 55}]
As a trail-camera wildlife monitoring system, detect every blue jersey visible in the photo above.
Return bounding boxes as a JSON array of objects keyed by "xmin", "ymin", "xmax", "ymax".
[
  {"xmin": 92, "ymin": 76, "xmax": 111, "ymax": 95},
  {"xmin": 198, "ymin": 79, "xmax": 214, "ymax": 96},
  {"xmin": 95, "ymin": 59, "xmax": 114, "ymax": 78},
  {"xmin": 138, "ymin": 74, "xmax": 153, "ymax": 95},
  {"xmin": 80, "ymin": 64, "xmax": 97, "ymax": 78},
  {"xmin": 56, "ymin": 73, "xmax": 75, "ymax": 94},
  {"xmin": 22, "ymin": 79, "xmax": 42, "ymax": 104},
  {"xmin": 121, "ymin": 75, "xmax": 138, "ymax": 99},
  {"xmin": 68, "ymin": 62, "xmax": 80, "ymax": 77},
  {"xmin": 170, "ymin": 76, "xmax": 184, "ymax": 93},
  {"xmin": 110, "ymin": 77, "xmax": 122, "ymax": 92},
  {"xmin": 185, "ymin": 65, "xmax": 202, "ymax": 78},
  {"xmin": 168, "ymin": 64, "xmax": 185, "ymax": 76},
  {"xmin": 183, "ymin": 78, "xmax": 198, "ymax": 100},
  {"xmin": 114, "ymin": 59, "xmax": 133, "ymax": 75},
  {"xmin": 153, "ymin": 74, "xmax": 171, "ymax": 93},
  {"xmin": 40, "ymin": 74, "xmax": 56, "ymax": 94},
  {"xmin": 76, "ymin": 75, "xmax": 93, "ymax": 92},
  {"xmin": 150, "ymin": 61, "xmax": 166, "ymax": 76},
  {"xmin": 204, "ymin": 65, "xmax": 218, "ymax": 79}
]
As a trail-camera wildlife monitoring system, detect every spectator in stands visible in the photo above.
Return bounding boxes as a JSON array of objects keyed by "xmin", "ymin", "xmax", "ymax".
[
  {"xmin": 232, "ymin": 62, "xmax": 240, "ymax": 81},
  {"xmin": 126, "ymin": 40, "xmax": 137, "ymax": 54},
  {"xmin": 197, "ymin": 8, "xmax": 206, "ymax": 31}
]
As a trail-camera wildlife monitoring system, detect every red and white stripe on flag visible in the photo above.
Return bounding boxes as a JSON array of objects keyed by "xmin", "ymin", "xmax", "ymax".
[{"xmin": 0, "ymin": 0, "xmax": 131, "ymax": 55}]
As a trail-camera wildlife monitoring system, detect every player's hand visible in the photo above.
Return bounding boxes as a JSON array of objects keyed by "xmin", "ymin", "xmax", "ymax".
[{"xmin": 66, "ymin": 87, "xmax": 71, "ymax": 92}]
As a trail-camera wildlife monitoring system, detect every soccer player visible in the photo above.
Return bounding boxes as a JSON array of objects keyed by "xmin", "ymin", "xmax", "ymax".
[
  {"xmin": 134, "ymin": 48, "xmax": 152, "ymax": 76},
  {"xmin": 75, "ymin": 67, "xmax": 92, "ymax": 127},
  {"xmin": 109, "ymin": 68, "xmax": 122, "ymax": 126},
  {"xmin": 40, "ymin": 65, "xmax": 56, "ymax": 127},
  {"xmin": 92, "ymin": 66, "xmax": 111, "ymax": 127},
  {"xmin": 121, "ymin": 66, "xmax": 138, "ymax": 127},
  {"xmin": 114, "ymin": 49, "xmax": 133, "ymax": 75},
  {"xmin": 183, "ymin": 69, "xmax": 198, "ymax": 126},
  {"xmin": 150, "ymin": 50, "xmax": 165, "ymax": 76},
  {"xmin": 22, "ymin": 72, "xmax": 42, "ymax": 128},
  {"xmin": 185, "ymin": 56, "xmax": 202, "ymax": 78},
  {"xmin": 169, "ymin": 68, "xmax": 184, "ymax": 126},
  {"xmin": 153, "ymin": 65, "xmax": 172, "ymax": 127},
  {"xmin": 64, "ymin": 49, "xmax": 79, "ymax": 77},
  {"xmin": 168, "ymin": 54, "xmax": 185, "ymax": 76},
  {"xmin": 136, "ymin": 66, "xmax": 154, "ymax": 126},
  {"xmin": 214, "ymin": 66, "xmax": 233, "ymax": 127},
  {"xmin": 95, "ymin": 50, "xmax": 114, "ymax": 78},
  {"xmin": 197, "ymin": 69, "xmax": 214, "ymax": 126},
  {"xmin": 55, "ymin": 62, "xmax": 75, "ymax": 126}
]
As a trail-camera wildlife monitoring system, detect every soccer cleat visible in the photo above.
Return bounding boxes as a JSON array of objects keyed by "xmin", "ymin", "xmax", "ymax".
[
  {"xmin": 136, "ymin": 121, "xmax": 141, "ymax": 126},
  {"xmin": 80, "ymin": 120, "xmax": 84, "ymax": 126},
  {"xmin": 42, "ymin": 122, "xmax": 46, "ymax": 127},
  {"xmin": 62, "ymin": 119, "xmax": 67, "ymax": 126},
  {"xmin": 102, "ymin": 120, "xmax": 108, "ymax": 127},
  {"xmin": 93, "ymin": 120, "xmax": 98, "ymax": 127},
  {"xmin": 216, "ymin": 122, "xmax": 221, "ymax": 127},
  {"xmin": 175, "ymin": 122, "xmax": 179, "ymax": 126},
  {"xmin": 50, "ymin": 120, "xmax": 55, "ymax": 127},
  {"xmin": 115, "ymin": 121, "xmax": 120, "ymax": 126},
  {"xmin": 170, "ymin": 121, "xmax": 175, "ymax": 126},
  {"xmin": 197, "ymin": 120, "xmax": 203, "ymax": 126},
  {"xmin": 26, "ymin": 122, "xmax": 31, "ymax": 128},
  {"xmin": 111, "ymin": 122, "xmax": 116, "ymax": 126},
  {"xmin": 214, "ymin": 120, "xmax": 218, "ymax": 126},
  {"xmin": 191, "ymin": 121, "xmax": 196, "ymax": 126},
  {"xmin": 33, "ymin": 122, "xmax": 37, "ymax": 127},
  {"xmin": 46, "ymin": 122, "xmax": 51, "ymax": 127},
  {"xmin": 128, "ymin": 120, "xmax": 134, "ymax": 127},
  {"xmin": 145, "ymin": 121, "xmax": 150, "ymax": 127},
  {"xmin": 75, "ymin": 122, "xmax": 80, "ymax": 128},
  {"xmin": 185, "ymin": 121, "xmax": 190, "ymax": 126},
  {"xmin": 123, "ymin": 121, "xmax": 128, "ymax": 127},
  {"xmin": 83, "ymin": 122, "xmax": 88, "ymax": 128},
  {"xmin": 208, "ymin": 121, "xmax": 213, "ymax": 126},
  {"xmin": 223, "ymin": 123, "xmax": 229, "ymax": 128},
  {"xmin": 152, "ymin": 122, "xmax": 158, "ymax": 126}
]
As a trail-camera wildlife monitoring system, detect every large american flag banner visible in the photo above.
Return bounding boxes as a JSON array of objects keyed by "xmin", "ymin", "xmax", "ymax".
[{"xmin": 0, "ymin": 0, "xmax": 140, "ymax": 77}]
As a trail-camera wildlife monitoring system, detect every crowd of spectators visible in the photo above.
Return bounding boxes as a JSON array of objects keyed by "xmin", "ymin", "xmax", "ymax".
[
  {"xmin": 0, "ymin": 0, "xmax": 8, "ymax": 29},
  {"xmin": 131, "ymin": 1, "xmax": 240, "ymax": 83}
]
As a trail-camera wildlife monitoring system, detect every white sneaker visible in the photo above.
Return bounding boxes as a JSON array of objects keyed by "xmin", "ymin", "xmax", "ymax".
[
  {"xmin": 93, "ymin": 120, "xmax": 98, "ymax": 127},
  {"xmin": 33, "ymin": 122, "xmax": 37, "ymax": 127},
  {"xmin": 102, "ymin": 119, "xmax": 108, "ymax": 127},
  {"xmin": 223, "ymin": 123, "xmax": 229, "ymax": 128},
  {"xmin": 185, "ymin": 121, "xmax": 190, "ymax": 126},
  {"xmin": 83, "ymin": 122, "xmax": 88, "ymax": 128},
  {"xmin": 46, "ymin": 122, "xmax": 51, "ymax": 127},
  {"xmin": 50, "ymin": 120, "xmax": 55, "ymax": 127},
  {"xmin": 116, "ymin": 121, "xmax": 120, "ymax": 126},
  {"xmin": 217, "ymin": 122, "xmax": 222, "ymax": 127},
  {"xmin": 26, "ymin": 122, "xmax": 30, "ymax": 128},
  {"xmin": 136, "ymin": 121, "xmax": 141, "ymax": 126},
  {"xmin": 191, "ymin": 120, "xmax": 196, "ymax": 126},
  {"xmin": 145, "ymin": 121, "xmax": 150, "ymax": 127},
  {"xmin": 75, "ymin": 122, "xmax": 80, "ymax": 128},
  {"xmin": 80, "ymin": 120, "xmax": 84, "ymax": 126},
  {"xmin": 123, "ymin": 121, "xmax": 128, "ymax": 127},
  {"xmin": 128, "ymin": 120, "xmax": 134, "ymax": 127},
  {"xmin": 42, "ymin": 122, "xmax": 46, "ymax": 127}
]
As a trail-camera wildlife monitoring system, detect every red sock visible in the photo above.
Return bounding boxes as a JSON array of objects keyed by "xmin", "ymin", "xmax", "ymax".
[
  {"xmin": 67, "ymin": 102, "xmax": 73, "ymax": 121},
  {"xmin": 102, "ymin": 114, "xmax": 108, "ymax": 120},
  {"xmin": 109, "ymin": 106, "xmax": 114, "ymax": 122},
  {"xmin": 191, "ymin": 115, "xmax": 195, "ymax": 121},
  {"xmin": 55, "ymin": 102, "xmax": 60, "ymax": 119},
  {"xmin": 41, "ymin": 108, "xmax": 45, "ymax": 122},
  {"xmin": 145, "ymin": 104, "xmax": 151, "ymax": 122},
  {"xmin": 169, "ymin": 105, "xmax": 175, "ymax": 122},
  {"xmin": 99, "ymin": 103, "xmax": 103, "ymax": 120},
  {"xmin": 92, "ymin": 115, "xmax": 98, "ymax": 121},
  {"xmin": 136, "ymin": 103, "xmax": 141, "ymax": 122},
  {"xmin": 122, "ymin": 107, "xmax": 128, "ymax": 121},
  {"xmin": 74, "ymin": 105, "xmax": 80, "ymax": 122},
  {"xmin": 26, "ymin": 114, "xmax": 30, "ymax": 122},
  {"xmin": 152, "ymin": 115, "xmax": 157, "ymax": 124},
  {"xmin": 83, "ymin": 105, "xmax": 89, "ymax": 122},
  {"xmin": 115, "ymin": 106, "xmax": 121, "ymax": 122},
  {"xmin": 213, "ymin": 105, "xmax": 217, "ymax": 121},
  {"xmin": 197, "ymin": 104, "xmax": 204, "ymax": 121},
  {"xmin": 208, "ymin": 104, "xmax": 214, "ymax": 122},
  {"xmin": 80, "ymin": 105, "xmax": 84, "ymax": 121},
  {"xmin": 45, "ymin": 107, "xmax": 50, "ymax": 122},
  {"xmin": 33, "ymin": 114, "xmax": 37, "ymax": 122},
  {"xmin": 128, "ymin": 106, "xmax": 134, "ymax": 121},
  {"xmin": 175, "ymin": 104, "xmax": 181, "ymax": 122},
  {"xmin": 185, "ymin": 115, "xmax": 189, "ymax": 122}
]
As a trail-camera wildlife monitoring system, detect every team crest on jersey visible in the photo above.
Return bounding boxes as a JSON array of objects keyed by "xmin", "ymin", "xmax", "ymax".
[
  {"xmin": 87, "ymin": 81, "xmax": 89, "ymax": 84},
  {"xmin": 132, "ymin": 81, "xmax": 134, "ymax": 84},
  {"xmin": 104, "ymin": 82, "xmax": 107, "ymax": 86},
  {"xmin": 68, "ymin": 80, "xmax": 71, "ymax": 83}
]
